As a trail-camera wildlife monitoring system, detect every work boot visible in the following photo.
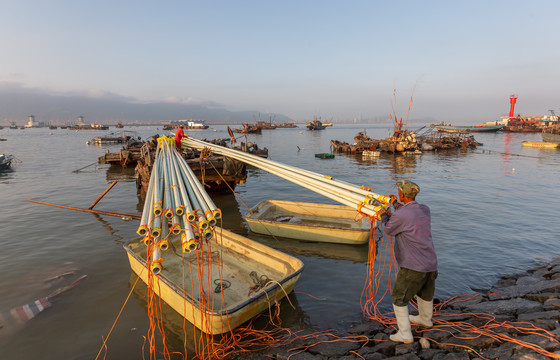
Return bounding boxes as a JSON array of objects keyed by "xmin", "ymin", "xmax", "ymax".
[
  {"xmin": 409, "ymin": 297, "xmax": 434, "ymax": 328},
  {"xmin": 390, "ymin": 304, "xmax": 414, "ymax": 343}
]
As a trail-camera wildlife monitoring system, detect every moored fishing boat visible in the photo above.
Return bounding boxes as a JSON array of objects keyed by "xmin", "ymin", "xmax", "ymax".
[
  {"xmin": 542, "ymin": 125, "xmax": 560, "ymax": 142},
  {"xmin": 275, "ymin": 121, "xmax": 297, "ymax": 128},
  {"xmin": 256, "ymin": 120, "xmax": 277, "ymax": 129},
  {"xmin": 234, "ymin": 123, "xmax": 262, "ymax": 134},
  {"xmin": 306, "ymin": 120, "xmax": 326, "ymax": 130},
  {"xmin": 68, "ymin": 116, "xmax": 109, "ymax": 130},
  {"xmin": 430, "ymin": 124, "xmax": 503, "ymax": 133},
  {"xmin": 90, "ymin": 135, "xmax": 131, "ymax": 145},
  {"xmin": 124, "ymin": 227, "xmax": 303, "ymax": 335},
  {"xmin": 502, "ymin": 118, "xmax": 541, "ymax": 132},
  {"xmin": 244, "ymin": 200, "xmax": 372, "ymax": 245},
  {"xmin": 163, "ymin": 120, "xmax": 209, "ymax": 130},
  {"xmin": 0, "ymin": 154, "xmax": 15, "ymax": 170}
]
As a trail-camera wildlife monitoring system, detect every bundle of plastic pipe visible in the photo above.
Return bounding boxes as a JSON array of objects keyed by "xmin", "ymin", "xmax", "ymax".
[
  {"xmin": 137, "ymin": 136, "xmax": 222, "ymax": 274},
  {"xmin": 182, "ymin": 136, "xmax": 390, "ymax": 219}
]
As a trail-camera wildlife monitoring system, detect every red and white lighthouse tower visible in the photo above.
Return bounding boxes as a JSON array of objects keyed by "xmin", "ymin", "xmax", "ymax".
[{"xmin": 509, "ymin": 94, "xmax": 518, "ymax": 118}]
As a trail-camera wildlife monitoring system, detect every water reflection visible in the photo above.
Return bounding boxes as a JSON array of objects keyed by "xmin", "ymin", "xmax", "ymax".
[
  {"xmin": 248, "ymin": 232, "xmax": 370, "ymax": 263},
  {"xmin": 502, "ymin": 132, "xmax": 512, "ymax": 176},
  {"xmin": 387, "ymin": 153, "xmax": 418, "ymax": 176},
  {"xmin": 0, "ymin": 168, "xmax": 15, "ymax": 182},
  {"xmin": 105, "ymin": 165, "xmax": 136, "ymax": 182},
  {"xmin": 92, "ymin": 213, "xmax": 124, "ymax": 244}
]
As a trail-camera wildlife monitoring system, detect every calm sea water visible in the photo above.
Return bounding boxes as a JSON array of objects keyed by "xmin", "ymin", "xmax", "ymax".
[{"xmin": 1, "ymin": 124, "xmax": 559, "ymax": 359}]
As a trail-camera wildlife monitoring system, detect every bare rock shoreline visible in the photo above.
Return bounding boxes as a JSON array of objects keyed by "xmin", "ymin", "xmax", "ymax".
[{"xmin": 241, "ymin": 258, "xmax": 560, "ymax": 360}]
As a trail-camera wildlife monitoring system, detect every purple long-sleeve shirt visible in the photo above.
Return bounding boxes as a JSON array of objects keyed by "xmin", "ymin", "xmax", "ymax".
[{"xmin": 380, "ymin": 201, "xmax": 438, "ymax": 272}]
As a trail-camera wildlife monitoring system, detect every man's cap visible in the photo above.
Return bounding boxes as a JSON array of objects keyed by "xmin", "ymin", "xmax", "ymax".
[{"xmin": 397, "ymin": 180, "xmax": 420, "ymax": 197}]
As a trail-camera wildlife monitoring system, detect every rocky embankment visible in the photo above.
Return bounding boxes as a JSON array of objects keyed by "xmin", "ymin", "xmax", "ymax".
[{"xmin": 243, "ymin": 258, "xmax": 560, "ymax": 360}]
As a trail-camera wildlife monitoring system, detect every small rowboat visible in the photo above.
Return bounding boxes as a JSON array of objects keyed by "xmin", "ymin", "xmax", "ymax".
[
  {"xmin": 244, "ymin": 200, "xmax": 372, "ymax": 245},
  {"xmin": 124, "ymin": 227, "xmax": 303, "ymax": 335},
  {"xmin": 521, "ymin": 141, "xmax": 560, "ymax": 149}
]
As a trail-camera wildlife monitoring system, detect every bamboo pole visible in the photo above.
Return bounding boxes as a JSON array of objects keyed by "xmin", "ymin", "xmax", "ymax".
[
  {"xmin": 72, "ymin": 161, "xmax": 98, "ymax": 173},
  {"xmin": 88, "ymin": 180, "xmax": 118, "ymax": 209},
  {"xmin": 26, "ymin": 199, "xmax": 141, "ymax": 220}
]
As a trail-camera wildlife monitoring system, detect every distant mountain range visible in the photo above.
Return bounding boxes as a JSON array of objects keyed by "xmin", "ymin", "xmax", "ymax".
[
  {"xmin": 0, "ymin": 91, "xmax": 289, "ymax": 125},
  {"xmin": 0, "ymin": 90, "xmax": 437, "ymax": 126}
]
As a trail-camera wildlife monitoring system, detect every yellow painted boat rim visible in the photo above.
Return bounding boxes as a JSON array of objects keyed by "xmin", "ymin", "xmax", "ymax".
[{"xmin": 123, "ymin": 239, "xmax": 304, "ymax": 317}]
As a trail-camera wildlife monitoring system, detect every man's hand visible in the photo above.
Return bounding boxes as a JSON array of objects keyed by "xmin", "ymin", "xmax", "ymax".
[
  {"xmin": 378, "ymin": 208, "xmax": 392, "ymax": 218},
  {"xmin": 389, "ymin": 194, "xmax": 403, "ymax": 210}
]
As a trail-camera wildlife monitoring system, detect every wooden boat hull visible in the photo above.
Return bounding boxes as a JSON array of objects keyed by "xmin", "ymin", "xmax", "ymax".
[
  {"xmin": 522, "ymin": 141, "xmax": 560, "ymax": 149},
  {"xmin": 431, "ymin": 125, "xmax": 503, "ymax": 133},
  {"xmin": 502, "ymin": 126, "xmax": 541, "ymax": 132},
  {"xmin": 124, "ymin": 227, "xmax": 303, "ymax": 335},
  {"xmin": 244, "ymin": 200, "xmax": 371, "ymax": 245}
]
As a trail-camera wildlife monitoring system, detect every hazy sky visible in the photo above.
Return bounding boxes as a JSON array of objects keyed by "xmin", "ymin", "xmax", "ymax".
[{"xmin": 1, "ymin": 1, "xmax": 559, "ymax": 122}]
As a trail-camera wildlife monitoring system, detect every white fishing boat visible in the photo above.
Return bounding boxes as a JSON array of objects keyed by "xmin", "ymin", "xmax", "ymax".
[
  {"xmin": 244, "ymin": 200, "xmax": 372, "ymax": 245},
  {"xmin": 124, "ymin": 227, "xmax": 304, "ymax": 335},
  {"xmin": 163, "ymin": 119, "xmax": 209, "ymax": 130}
]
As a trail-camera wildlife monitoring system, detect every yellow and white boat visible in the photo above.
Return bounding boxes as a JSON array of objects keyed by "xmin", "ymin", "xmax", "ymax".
[
  {"xmin": 124, "ymin": 227, "xmax": 304, "ymax": 335},
  {"xmin": 244, "ymin": 200, "xmax": 372, "ymax": 245}
]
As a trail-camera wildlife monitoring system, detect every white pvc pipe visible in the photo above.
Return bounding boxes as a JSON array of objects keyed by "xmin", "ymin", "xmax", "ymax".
[
  {"xmin": 183, "ymin": 138, "xmax": 377, "ymax": 206},
  {"xmin": 138, "ymin": 161, "xmax": 156, "ymax": 234},
  {"xmin": 151, "ymin": 245, "xmax": 162, "ymax": 274},
  {"xmin": 151, "ymin": 215, "xmax": 162, "ymax": 238},
  {"xmin": 173, "ymin": 150, "xmax": 219, "ymax": 214},
  {"xmin": 184, "ymin": 137, "xmax": 391, "ymax": 206}
]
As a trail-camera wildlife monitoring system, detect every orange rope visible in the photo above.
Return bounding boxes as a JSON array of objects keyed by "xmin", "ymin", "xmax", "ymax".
[
  {"xmin": 94, "ymin": 269, "xmax": 143, "ymax": 360},
  {"xmin": 360, "ymin": 224, "xmax": 560, "ymax": 358}
]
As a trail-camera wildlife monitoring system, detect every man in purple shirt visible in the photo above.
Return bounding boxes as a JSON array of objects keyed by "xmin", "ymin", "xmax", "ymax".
[{"xmin": 378, "ymin": 180, "xmax": 438, "ymax": 344}]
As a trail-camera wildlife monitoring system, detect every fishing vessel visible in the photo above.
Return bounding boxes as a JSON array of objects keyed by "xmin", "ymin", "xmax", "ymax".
[
  {"xmin": 234, "ymin": 123, "xmax": 262, "ymax": 134},
  {"xmin": 163, "ymin": 120, "xmax": 209, "ymax": 130},
  {"xmin": 124, "ymin": 227, "xmax": 303, "ymax": 335},
  {"xmin": 502, "ymin": 118, "xmax": 541, "ymax": 132},
  {"xmin": 275, "ymin": 121, "xmax": 297, "ymax": 128},
  {"xmin": 0, "ymin": 154, "xmax": 15, "ymax": 170},
  {"xmin": 244, "ymin": 200, "xmax": 371, "ymax": 245},
  {"xmin": 542, "ymin": 125, "xmax": 560, "ymax": 142},
  {"xmin": 90, "ymin": 135, "xmax": 132, "ymax": 145},
  {"xmin": 430, "ymin": 124, "xmax": 503, "ymax": 133},
  {"xmin": 306, "ymin": 119, "xmax": 326, "ymax": 130},
  {"xmin": 256, "ymin": 120, "xmax": 277, "ymax": 130},
  {"xmin": 68, "ymin": 116, "xmax": 109, "ymax": 130}
]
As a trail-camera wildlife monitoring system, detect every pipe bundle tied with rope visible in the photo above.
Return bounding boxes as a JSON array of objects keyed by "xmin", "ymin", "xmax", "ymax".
[
  {"xmin": 137, "ymin": 136, "xmax": 220, "ymax": 273},
  {"xmin": 182, "ymin": 135, "xmax": 391, "ymax": 220}
]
